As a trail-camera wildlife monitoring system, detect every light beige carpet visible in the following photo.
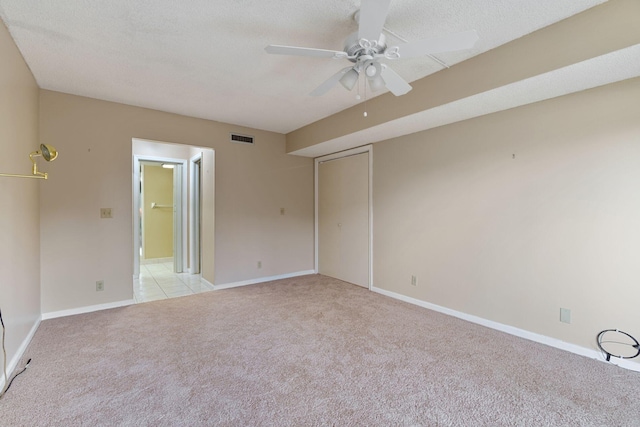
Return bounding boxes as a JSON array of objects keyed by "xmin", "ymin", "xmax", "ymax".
[{"xmin": 1, "ymin": 274, "xmax": 638, "ymax": 426}]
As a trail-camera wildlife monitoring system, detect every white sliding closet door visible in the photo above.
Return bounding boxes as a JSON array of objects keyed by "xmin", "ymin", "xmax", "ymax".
[{"xmin": 318, "ymin": 152, "xmax": 369, "ymax": 288}]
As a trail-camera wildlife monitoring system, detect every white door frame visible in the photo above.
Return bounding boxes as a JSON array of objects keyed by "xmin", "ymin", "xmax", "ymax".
[
  {"xmin": 314, "ymin": 145, "xmax": 373, "ymax": 289},
  {"xmin": 133, "ymin": 155, "xmax": 188, "ymax": 279},
  {"xmin": 189, "ymin": 152, "xmax": 202, "ymax": 275},
  {"xmin": 173, "ymin": 163, "xmax": 185, "ymax": 273}
]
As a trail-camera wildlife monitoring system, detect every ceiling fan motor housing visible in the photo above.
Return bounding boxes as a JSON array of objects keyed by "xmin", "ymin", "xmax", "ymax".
[{"xmin": 344, "ymin": 32, "xmax": 387, "ymax": 63}]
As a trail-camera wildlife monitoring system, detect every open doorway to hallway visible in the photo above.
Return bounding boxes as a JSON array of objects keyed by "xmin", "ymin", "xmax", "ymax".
[{"xmin": 132, "ymin": 138, "xmax": 215, "ymax": 302}]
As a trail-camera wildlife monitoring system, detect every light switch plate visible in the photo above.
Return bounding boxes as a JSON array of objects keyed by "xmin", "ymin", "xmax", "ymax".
[{"xmin": 100, "ymin": 208, "xmax": 113, "ymax": 219}]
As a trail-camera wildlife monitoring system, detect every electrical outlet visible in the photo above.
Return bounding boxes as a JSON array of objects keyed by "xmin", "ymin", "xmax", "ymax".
[
  {"xmin": 560, "ymin": 308, "xmax": 571, "ymax": 324},
  {"xmin": 96, "ymin": 280, "xmax": 104, "ymax": 291},
  {"xmin": 100, "ymin": 208, "xmax": 113, "ymax": 219},
  {"xmin": 258, "ymin": 261, "xmax": 262, "ymax": 269},
  {"xmin": 411, "ymin": 275, "xmax": 417, "ymax": 286}
]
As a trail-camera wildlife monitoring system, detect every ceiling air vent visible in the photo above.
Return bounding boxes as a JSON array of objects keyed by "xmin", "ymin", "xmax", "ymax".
[{"xmin": 230, "ymin": 133, "xmax": 254, "ymax": 145}]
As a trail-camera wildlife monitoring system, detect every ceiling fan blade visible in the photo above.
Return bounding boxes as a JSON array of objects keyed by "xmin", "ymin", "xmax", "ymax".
[
  {"xmin": 310, "ymin": 67, "xmax": 353, "ymax": 96},
  {"xmin": 358, "ymin": 0, "xmax": 392, "ymax": 42},
  {"xmin": 380, "ymin": 65, "xmax": 412, "ymax": 96},
  {"xmin": 265, "ymin": 45, "xmax": 347, "ymax": 59},
  {"xmin": 393, "ymin": 30, "xmax": 479, "ymax": 59}
]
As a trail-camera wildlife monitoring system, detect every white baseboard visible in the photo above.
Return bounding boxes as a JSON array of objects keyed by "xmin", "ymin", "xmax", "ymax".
[
  {"xmin": 41, "ymin": 299, "xmax": 135, "ymax": 320},
  {"xmin": 214, "ymin": 270, "xmax": 316, "ymax": 291},
  {"xmin": 371, "ymin": 286, "xmax": 640, "ymax": 373},
  {"xmin": 201, "ymin": 277, "xmax": 215, "ymax": 289},
  {"xmin": 140, "ymin": 257, "xmax": 172, "ymax": 265},
  {"xmin": 0, "ymin": 315, "xmax": 41, "ymax": 392}
]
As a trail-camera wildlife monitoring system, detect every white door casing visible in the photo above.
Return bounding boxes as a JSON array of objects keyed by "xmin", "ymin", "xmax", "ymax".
[
  {"xmin": 172, "ymin": 163, "xmax": 184, "ymax": 273},
  {"xmin": 189, "ymin": 153, "xmax": 202, "ymax": 275},
  {"xmin": 132, "ymin": 155, "xmax": 188, "ymax": 278}
]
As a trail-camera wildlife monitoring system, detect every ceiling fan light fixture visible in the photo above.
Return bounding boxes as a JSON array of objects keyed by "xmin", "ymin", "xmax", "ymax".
[
  {"xmin": 365, "ymin": 62, "xmax": 380, "ymax": 78},
  {"xmin": 339, "ymin": 68, "xmax": 360, "ymax": 91},
  {"xmin": 368, "ymin": 74, "xmax": 385, "ymax": 92},
  {"xmin": 364, "ymin": 61, "xmax": 384, "ymax": 92}
]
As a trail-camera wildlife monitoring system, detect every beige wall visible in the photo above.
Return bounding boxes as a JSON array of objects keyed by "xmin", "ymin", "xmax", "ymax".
[
  {"xmin": 39, "ymin": 91, "xmax": 314, "ymax": 313},
  {"xmin": 373, "ymin": 77, "xmax": 640, "ymax": 364},
  {"xmin": 142, "ymin": 164, "xmax": 173, "ymax": 260},
  {"xmin": 0, "ymin": 19, "xmax": 40, "ymax": 371},
  {"xmin": 199, "ymin": 148, "xmax": 215, "ymax": 280}
]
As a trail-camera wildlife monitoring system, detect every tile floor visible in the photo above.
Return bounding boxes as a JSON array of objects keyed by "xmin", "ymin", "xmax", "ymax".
[{"xmin": 134, "ymin": 261, "xmax": 214, "ymax": 303}]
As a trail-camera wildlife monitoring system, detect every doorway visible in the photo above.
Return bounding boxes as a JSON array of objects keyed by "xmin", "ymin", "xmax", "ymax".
[
  {"xmin": 141, "ymin": 162, "xmax": 174, "ymax": 265},
  {"xmin": 133, "ymin": 156, "xmax": 187, "ymax": 277},
  {"xmin": 315, "ymin": 146, "xmax": 372, "ymax": 288},
  {"xmin": 131, "ymin": 139, "xmax": 215, "ymax": 301}
]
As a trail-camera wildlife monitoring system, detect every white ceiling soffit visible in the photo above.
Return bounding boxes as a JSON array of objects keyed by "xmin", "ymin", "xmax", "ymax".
[
  {"xmin": 290, "ymin": 44, "xmax": 640, "ymax": 158},
  {"xmin": 0, "ymin": 0, "xmax": 606, "ymax": 134}
]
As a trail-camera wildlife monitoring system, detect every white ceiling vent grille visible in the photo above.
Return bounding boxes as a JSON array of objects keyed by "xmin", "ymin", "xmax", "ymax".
[{"xmin": 230, "ymin": 133, "xmax": 255, "ymax": 145}]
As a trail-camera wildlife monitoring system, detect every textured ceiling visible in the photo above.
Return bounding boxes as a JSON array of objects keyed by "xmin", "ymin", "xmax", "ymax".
[{"xmin": 0, "ymin": 0, "xmax": 607, "ymax": 134}]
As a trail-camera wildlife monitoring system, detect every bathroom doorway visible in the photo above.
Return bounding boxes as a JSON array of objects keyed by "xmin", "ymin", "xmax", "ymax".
[{"xmin": 133, "ymin": 157, "xmax": 187, "ymax": 276}]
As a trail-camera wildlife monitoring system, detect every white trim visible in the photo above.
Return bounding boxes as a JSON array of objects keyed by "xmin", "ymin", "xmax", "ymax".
[
  {"xmin": 41, "ymin": 299, "xmax": 134, "ymax": 320},
  {"xmin": 604, "ymin": 356, "xmax": 640, "ymax": 372},
  {"xmin": 0, "ymin": 316, "xmax": 41, "ymax": 391},
  {"xmin": 189, "ymin": 152, "xmax": 203, "ymax": 275},
  {"xmin": 133, "ymin": 154, "xmax": 189, "ymax": 278},
  {"xmin": 140, "ymin": 257, "xmax": 173, "ymax": 265},
  {"xmin": 201, "ymin": 277, "xmax": 215, "ymax": 290},
  {"xmin": 133, "ymin": 155, "xmax": 141, "ymax": 279},
  {"xmin": 371, "ymin": 286, "xmax": 640, "ymax": 373},
  {"xmin": 172, "ymin": 162, "xmax": 186, "ymax": 273},
  {"xmin": 314, "ymin": 145, "xmax": 373, "ymax": 290},
  {"xmin": 368, "ymin": 148, "xmax": 373, "ymax": 290},
  {"xmin": 214, "ymin": 270, "xmax": 316, "ymax": 291}
]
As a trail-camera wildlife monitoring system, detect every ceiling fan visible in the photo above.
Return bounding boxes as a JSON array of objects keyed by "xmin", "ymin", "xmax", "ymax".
[{"xmin": 265, "ymin": 0, "xmax": 479, "ymax": 97}]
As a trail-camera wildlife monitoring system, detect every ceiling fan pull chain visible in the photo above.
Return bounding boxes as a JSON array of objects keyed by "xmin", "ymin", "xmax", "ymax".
[{"xmin": 363, "ymin": 79, "xmax": 368, "ymax": 117}]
